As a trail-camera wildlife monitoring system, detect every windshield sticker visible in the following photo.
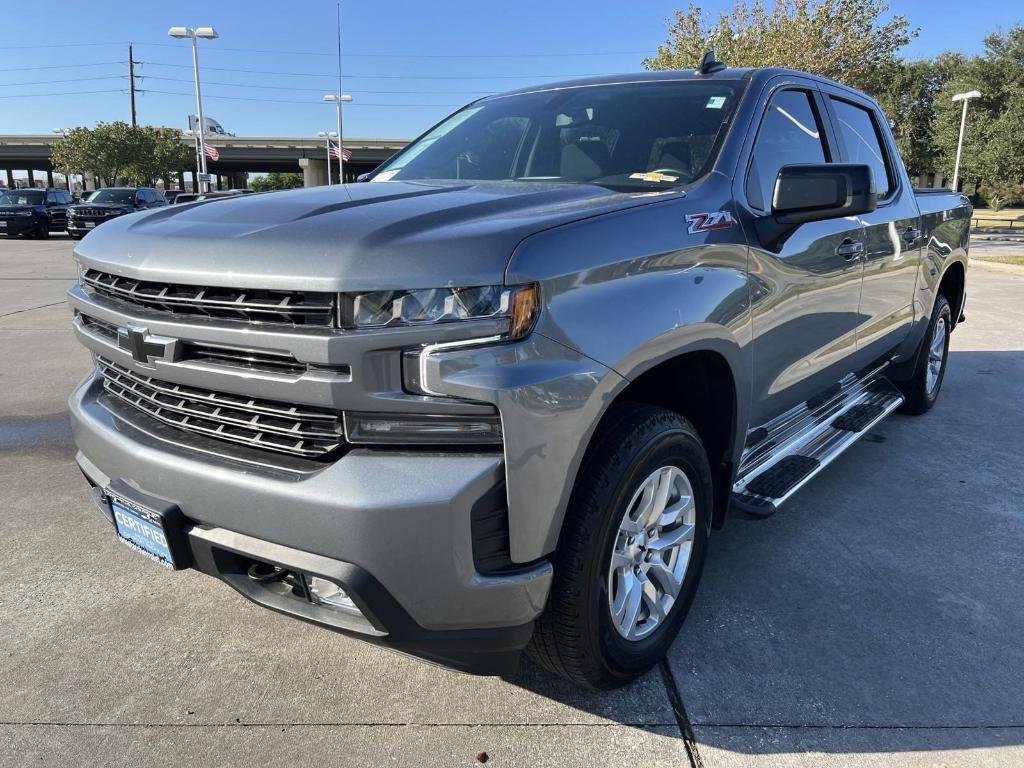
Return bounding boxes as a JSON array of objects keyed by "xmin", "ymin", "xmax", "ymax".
[
  {"xmin": 705, "ymin": 96, "xmax": 727, "ymax": 109},
  {"xmin": 686, "ymin": 211, "xmax": 734, "ymax": 235},
  {"xmin": 371, "ymin": 170, "xmax": 400, "ymax": 183},
  {"xmin": 630, "ymin": 171, "xmax": 679, "ymax": 183}
]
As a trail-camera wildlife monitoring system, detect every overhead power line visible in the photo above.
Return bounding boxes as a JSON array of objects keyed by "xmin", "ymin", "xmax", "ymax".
[
  {"xmin": 132, "ymin": 41, "xmax": 654, "ymax": 58},
  {"xmin": 0, "ymin": 75, "xmax": 124, "ymax": 87},
  {"xmin": 138, "ymin": 74, "xmax": 489, "ymax": 95},
  {"xmin": 0, "ymin": 88, "xmax": 125, "ymax": 100},
  {"xmin": 137, "ymin": 60, "xmax": 611, "ymax": 80},
  {"xmin": 140, "ymin": 88, "xmax": 464, "ymax": 108},
  {"xmin": 0, "ymin": 38, "xmax": 653, "ymax": 58},
  {"xmin": 0, "ymin": 41, "xmax": 125, "ymax": 50},
  {"xmin": 0, "ymin": 61, "xmax": 124, "ymax": 73}
]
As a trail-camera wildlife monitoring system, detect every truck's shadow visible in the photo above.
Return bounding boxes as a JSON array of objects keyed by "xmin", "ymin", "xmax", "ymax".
[{"xmin": 505, "ymin": 350, "xmax": 1024, "ymax": 756}]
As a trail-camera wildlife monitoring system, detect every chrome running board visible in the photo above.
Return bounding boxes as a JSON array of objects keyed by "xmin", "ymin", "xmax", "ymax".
[{"xmin": 731, "ymin": 372, "xmax": 904, "ymax": 517}]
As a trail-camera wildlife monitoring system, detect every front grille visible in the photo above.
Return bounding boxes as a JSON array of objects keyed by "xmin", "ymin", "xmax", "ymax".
[
  {"xmin": 73, "ymin": 208, "xmax": 116, "ymax": 217},
  {"xmin": 78, "ymin": 313, "xmax": 118, "ymax": 342},
  {"xmin": 97, "ymin": 357, "xmax": 344, "ymax": 459},
  {"xmin": 180, "ymin": 341, "xmax": 308, "ymax": 375},
  {"xmin": 82, "ymin": 269, "xmax": 337, "ymax": 327},
  {"xmin": 78, "ymin": 313, "xmax": 313, "ymax": 375}
]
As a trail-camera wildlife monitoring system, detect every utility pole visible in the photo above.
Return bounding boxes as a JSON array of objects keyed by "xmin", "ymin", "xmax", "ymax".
[{"xmin": 128, "ymin": 44, "xmax": 138, "ymax": 127}]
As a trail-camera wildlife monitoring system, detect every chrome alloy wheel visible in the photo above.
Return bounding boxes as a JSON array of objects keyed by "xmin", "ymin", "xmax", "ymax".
[
  {"xmin": 607, "ymin": 465, "xmax": 696, "ymax": 641},
  {"xmin": 926, "ymin": 314, "xmax": 948, "ymax": 397}
]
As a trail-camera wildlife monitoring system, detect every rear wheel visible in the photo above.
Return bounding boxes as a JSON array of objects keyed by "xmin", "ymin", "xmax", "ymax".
[
  {"xmin": 528, "ymin": 404, "xmax": 712, "ymax": 688},
  {"xmin": 896, "ymin": 294, "xmax": 951, "ymax": 415}
]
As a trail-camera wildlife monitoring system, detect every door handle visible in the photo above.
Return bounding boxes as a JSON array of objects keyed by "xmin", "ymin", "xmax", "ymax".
[
  {"xmin": 836, "ymin": 239, "xmax": 864, "ymax": 260},
  {"xmin": 902, "ymin": 227, "xmax": 921, "ymax": 244}
]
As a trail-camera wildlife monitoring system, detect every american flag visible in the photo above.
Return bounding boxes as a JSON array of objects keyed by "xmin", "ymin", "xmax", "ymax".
[
  {"xmin": 203, "ymin": 143, "xmax": 220, "ymax": 162},
  {"xmin": 329, "ymin": 140, "xmax": 352, "ymax": 161}
]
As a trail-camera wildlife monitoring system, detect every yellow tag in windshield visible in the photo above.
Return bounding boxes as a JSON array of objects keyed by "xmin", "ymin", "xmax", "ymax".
[{"xmin": 629, "ymin": 172, "xmax": 679, "ymax": 183}]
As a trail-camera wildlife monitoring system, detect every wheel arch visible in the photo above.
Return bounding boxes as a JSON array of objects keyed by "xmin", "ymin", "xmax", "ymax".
[
  {"xmin": 550, "ymin": 341, "xmax": 745, "ymax": 556},
  {"xmin": 938, "ymin": 259, "xmax": 966, "ymax": 328}
]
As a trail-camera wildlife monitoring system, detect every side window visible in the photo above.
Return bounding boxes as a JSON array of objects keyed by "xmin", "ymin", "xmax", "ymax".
[
  {"xmin": 746, "ymin": 90, "xmax": 827, "ymax": 211},
  {"xmin": 830, "ymin": 98, "xmax": 892, "ymax": 199}
]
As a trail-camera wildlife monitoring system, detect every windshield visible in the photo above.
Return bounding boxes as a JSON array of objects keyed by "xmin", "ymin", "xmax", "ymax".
[
  {"xmin": 372, "ymin": 80, "xmax": 743, "ymax": 190},
  {"xmin": 0, "ymin": 190, "xmax": 44, "ymax": 205},
  {"xmin": 85, "ymin": 189, "xmax": 135, "ymax": 204}
]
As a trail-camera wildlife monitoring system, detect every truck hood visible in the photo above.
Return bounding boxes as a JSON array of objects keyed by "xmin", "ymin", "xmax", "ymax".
[
  {"xmin": 74, "ymin": 180, "xmax": 681, "ymax": 292},
  {"xmin": 71, "ymin": 202, "xmax": 133, "ymax": 213}
]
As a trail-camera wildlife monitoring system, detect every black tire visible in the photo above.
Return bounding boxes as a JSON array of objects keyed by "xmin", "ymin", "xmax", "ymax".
[
  {"xmin": 896, "ymin": 294, "xmax": 951, "ymax": 415},
  {"xmin": 527, "ymin": 403, "xmax": 713, "ymax": 688}
]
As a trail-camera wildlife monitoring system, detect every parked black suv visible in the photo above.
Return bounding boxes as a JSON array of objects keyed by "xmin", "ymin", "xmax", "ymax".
[
  {"xmin": 0, "ymin": 187, "xmax": 73, "ymax": 239},
  {"xmin": 66, "ymin": 187, "xmax": 167, "ymax": 239}
]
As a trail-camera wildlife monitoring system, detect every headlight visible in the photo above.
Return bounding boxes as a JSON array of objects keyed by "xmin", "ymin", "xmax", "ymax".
[{"xmin": 339, "ymin": 283, "xmax": 538, "ymax": 338}]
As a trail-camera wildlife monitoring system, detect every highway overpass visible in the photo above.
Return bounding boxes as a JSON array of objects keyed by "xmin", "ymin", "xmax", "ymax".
[{"xmin": 0, "ymin": 134, "xmax": 409, "ymax": 190}]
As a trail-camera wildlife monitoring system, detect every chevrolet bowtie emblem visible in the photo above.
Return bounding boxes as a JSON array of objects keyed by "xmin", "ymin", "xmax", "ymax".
[{"xmin": 117, "ymin": 324, "xmax": 176, "ymax": 365}]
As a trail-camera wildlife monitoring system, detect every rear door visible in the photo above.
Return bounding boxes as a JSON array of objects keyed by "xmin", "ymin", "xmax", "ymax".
[
  {"xmin": 736, "ymin": 80, "xmax": 867, "ymax": 426},
  {"xmin": 822, "ymin": 91, "xmax": 921, "ymax": 366}
]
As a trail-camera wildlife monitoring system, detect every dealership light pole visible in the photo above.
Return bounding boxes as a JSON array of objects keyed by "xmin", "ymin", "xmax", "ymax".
[
  {"xmin": 322, "ymin": 94, "xmax": 353, "ymax": 182},
  {"xmin": 317, "ymin": 131, "xmax": 338, "ymax": 185},
  {"xmin": 168, "ymin": 26, "xmax": 218, "ymax": 193},
  {"xmin": 951, "ymin": 90, "xmax": 981, "ymax": 192}
]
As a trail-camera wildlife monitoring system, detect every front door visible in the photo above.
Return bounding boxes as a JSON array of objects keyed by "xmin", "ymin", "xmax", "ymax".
[{"xmin": 739, "ymin": 84, "xmax": 867, "ymax": 427}]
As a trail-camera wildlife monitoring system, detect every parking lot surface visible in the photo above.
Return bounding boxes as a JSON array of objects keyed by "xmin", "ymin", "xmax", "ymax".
[{"xmin": 1, "ymin": 235, "xmax": 1022, "ymax": 767}]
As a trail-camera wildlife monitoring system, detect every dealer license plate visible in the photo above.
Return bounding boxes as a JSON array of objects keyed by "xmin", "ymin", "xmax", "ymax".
[
  {"xmin": 110, "ymin": 493, "xmax": 177, "ymax": 569},
  {"xmin": 84, "ymin": 221, "xmax": 96, "ymax": 228}
]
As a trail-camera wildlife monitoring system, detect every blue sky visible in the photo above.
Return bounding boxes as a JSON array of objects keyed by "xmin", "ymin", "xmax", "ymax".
[{"xmin": 0, "ymin": 0, "xmax": 1019, "ymax": 140}]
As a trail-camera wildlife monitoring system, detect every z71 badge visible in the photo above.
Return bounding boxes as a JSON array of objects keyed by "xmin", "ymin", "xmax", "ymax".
[{"xmin": 685, "ymin": 211, "xmax": 734, "ymax": 235}]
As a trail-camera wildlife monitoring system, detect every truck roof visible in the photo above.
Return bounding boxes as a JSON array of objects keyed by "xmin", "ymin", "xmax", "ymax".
[{"xmin": 491, "ymin": 67, "xmax": 864, "ymax": 101}]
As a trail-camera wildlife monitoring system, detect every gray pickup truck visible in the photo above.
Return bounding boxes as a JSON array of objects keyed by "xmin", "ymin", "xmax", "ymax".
[{"xmin": 68, "ymin": 62, "xmax": 970, "ymax": 689}]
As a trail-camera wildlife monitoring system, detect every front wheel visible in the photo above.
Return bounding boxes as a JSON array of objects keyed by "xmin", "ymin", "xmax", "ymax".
[{"xmin": 527, "ymin": 404, "xmax": 712, "ymax": 688}]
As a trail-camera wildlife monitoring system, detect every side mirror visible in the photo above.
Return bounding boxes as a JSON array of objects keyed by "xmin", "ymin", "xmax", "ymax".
[
  {"xmin": 356, "ymin": 172, "xmax": 371, "ymax": 183},
  {"xmin": 755, "ymin": 164, "xmax": 876, "ymax": 250}
]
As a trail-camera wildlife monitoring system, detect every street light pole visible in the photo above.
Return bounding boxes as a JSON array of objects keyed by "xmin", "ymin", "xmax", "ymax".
[
  {"xmin": 169, "ymin": 26, "xmax": 218, "ymax": 193},
  {"xmin": 317, "ymin": 131, "xmax": 337, "ymax": 185},
  {"xmin": 951, "ymin": 90, "xmax": 981, "ymax": 192},
  {"xmin": 322, "ymin": 94, "xmax": 353, "ymax": 183}
]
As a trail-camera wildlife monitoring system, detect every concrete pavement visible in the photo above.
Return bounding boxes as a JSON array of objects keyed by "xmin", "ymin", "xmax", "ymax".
[{"xmin": 1, "ymin": 235, "xmax": 1022, "ymax": 766}]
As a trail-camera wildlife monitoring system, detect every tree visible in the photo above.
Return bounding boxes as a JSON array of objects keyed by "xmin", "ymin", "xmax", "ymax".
[
  {"xmin": 871, "ymin": 59, "xmax": 945, "ymax": 177},
  {"xmin": 51, "ymin": 122, "xmax": 193, "ymax": 187},
  {"xmin": 128, "ymin": 127, "xmax": 194, "ymax": 185},
  {"xmin": 645, "ymin": 1, "xmax": 917, "ymax": 93},
  {"xmin": 250, "ymin": 172, "xmax": 304, "ymax": 192},
  {"xmin": 932, "ymin": 26, "xmax": 1024, "ymax": 191}
]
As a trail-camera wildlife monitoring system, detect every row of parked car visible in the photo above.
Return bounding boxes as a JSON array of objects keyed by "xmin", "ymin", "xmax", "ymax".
[{"xmin": 0, "ymin": 187, "xmax": 253, "ymax": 239}]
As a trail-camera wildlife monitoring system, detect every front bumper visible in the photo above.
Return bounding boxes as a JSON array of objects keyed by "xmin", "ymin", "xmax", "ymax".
[
  {"xmin": 70, "ymin": 372, "xmax": 552, "ymax": 674},
  {"xmin": 67, "ymin": 217, "xmax": 112, "ymax": 234},
  {"xmin": 0, "ymin": 216, "xmax": 40, "ymax": 235}
]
